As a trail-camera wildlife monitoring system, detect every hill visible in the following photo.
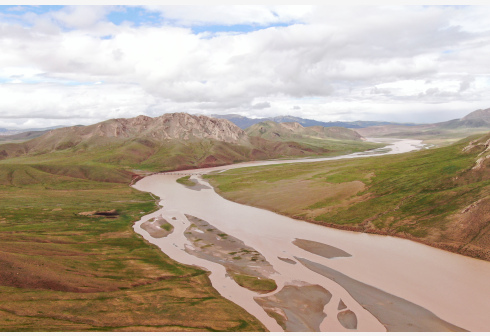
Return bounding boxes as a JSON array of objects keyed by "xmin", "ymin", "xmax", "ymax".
[{"xmin": 206, "ymin": 132, "xmax": 490, "ymax": 261}]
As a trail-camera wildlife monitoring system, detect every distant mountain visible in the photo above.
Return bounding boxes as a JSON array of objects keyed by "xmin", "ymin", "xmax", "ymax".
[
  {"xmin": 0, "ymin": 130, "xmax": 49, "ymax": 142},
  {"xmin": 438, "ymin": 108, "xmax": 490, "ymax": 129},
  {"xmin": 0, "ymin": 125, "xmax": 68, "ymax": 136},
  {"xmin": 211, "ymin": 114, "xmax": 416, "ymax": 130},
  {"xmin": 0, "ymin": 113, "xmax": 378, "ymax": 171},
  {"xmin": 357, "ymin": 108, "xmax": 490, "ymax": 139},
  {"xmin": 462, "ymin": 108, "xmax": 490, "ymax": 123},
  {"xmin": 246, "ymin": 121, "xmax": 364, "ymax": 142}
]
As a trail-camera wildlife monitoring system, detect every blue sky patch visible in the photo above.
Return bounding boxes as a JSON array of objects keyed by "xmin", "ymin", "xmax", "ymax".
[
  {"xmin": 107, "ymin": 6, "xmax": 162, "ymax": 27},
  {"xmin": 192, "ymin": 22, "xmax": 290, "ymax": 34}
]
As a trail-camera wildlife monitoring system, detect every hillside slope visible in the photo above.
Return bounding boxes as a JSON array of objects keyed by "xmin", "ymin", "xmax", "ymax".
[
  {"xmin": 0, "ymin": 163, "xmax": 266, "ymax": 331},
  {"xmin": 207, "ymin": 132, "xmax": 490, "ymax": 261}
]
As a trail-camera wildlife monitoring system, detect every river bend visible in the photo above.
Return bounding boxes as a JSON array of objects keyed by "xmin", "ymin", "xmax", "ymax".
[{"xmin": 132, "ymin": 139, "xmax": 490, "ymax": 332}]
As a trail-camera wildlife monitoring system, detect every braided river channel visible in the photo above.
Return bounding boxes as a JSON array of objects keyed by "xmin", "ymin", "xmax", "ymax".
[{"xmin": 132, "ymin": 139, "xmax": 490, "ymax": 332}]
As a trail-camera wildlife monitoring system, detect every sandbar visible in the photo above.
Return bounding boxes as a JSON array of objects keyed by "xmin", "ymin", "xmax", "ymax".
[
  {"xmin": 278, "ymin": 257, "xmax": 296, "ymax": 264},
  {"xmin": 297, "ymin": 258, "xmax": 466, "ymax": 332},
  {"xmin": 184, "ymin": 215, "xmax": 276, "ymax": 293},
  {"xmin": 293, "ymin": 238, "xmax": 352, "ymax": 258},
  {"xmin": 140, "ymin": 215, "xmax": 174, "ymax": 238},
  {"xmin": 337, "ymin": 309, "xmax": 358, "ymax": 329}
]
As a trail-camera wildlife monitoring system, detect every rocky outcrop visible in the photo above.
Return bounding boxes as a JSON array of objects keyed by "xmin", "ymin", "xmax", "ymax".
[
  {"xmin": 463, "ymin": 134, "xmax": 490, "ymax": 170},
  {"xmin": 40, "ymin": 113, "xmax": 248, "ymax": 146}
]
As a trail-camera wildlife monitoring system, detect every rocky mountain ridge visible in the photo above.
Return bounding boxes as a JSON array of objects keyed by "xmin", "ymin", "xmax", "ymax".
[
  {"xmin": 40, "ymin": 113, "xmax": 249, "ymax": 146},
  {"xmin": 0, "ymin": 113, "xmax": 380, "ymax": 171}
]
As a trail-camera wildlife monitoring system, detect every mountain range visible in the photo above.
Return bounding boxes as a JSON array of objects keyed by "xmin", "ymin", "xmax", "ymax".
[
  {"xmin": 0, "ymin": 125, "xmax": 67, "ymax": 136},
  {"xmin": 357, "ymin": 108, "xmax": 490, "ymax": 138},
  {"xmin": 0, "ymin": 113, "xmax": 375, "ymax": 173},
  {"xmin": 211, "ymin": 114, "xmax": 416, "ymax": 129}
]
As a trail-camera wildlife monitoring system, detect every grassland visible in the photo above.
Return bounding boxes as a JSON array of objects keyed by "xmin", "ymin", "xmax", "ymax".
[
  {"xmin": 0, "ymin": 161, "xmax": 265, "ymax": 331},
  {"xmin": 206, "ymin": 133, "xmax": 490, "ymax": 261}
]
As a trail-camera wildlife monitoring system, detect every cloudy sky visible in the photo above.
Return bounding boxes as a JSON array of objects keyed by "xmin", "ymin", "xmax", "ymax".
[{"xmin": 1, "ymin": 5, "xmax": 490, "ymax": 129}]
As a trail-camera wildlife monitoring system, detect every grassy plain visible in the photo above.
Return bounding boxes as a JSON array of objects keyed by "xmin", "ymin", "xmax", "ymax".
[
  {"xmin": 0, "ymin": 161, "xmax": 265, "ymax": 331},
  {"xmin": 206, "ymin": 133, "xmax": 490, "ymax": 261}
]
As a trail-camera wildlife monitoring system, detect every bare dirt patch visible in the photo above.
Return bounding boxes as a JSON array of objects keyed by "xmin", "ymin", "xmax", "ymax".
[{"xmin": 77, "ymin": 209, "xmax": 119, "ymax": 218}]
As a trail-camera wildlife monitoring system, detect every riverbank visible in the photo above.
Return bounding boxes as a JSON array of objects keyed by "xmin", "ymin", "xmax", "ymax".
[
  {"xmin": 205, "ymin": 135, "xmax": 490, "ymax": 262},
  {"xmin": 131, "ymin": 138, "xmax": 490, "ymax": 331}
]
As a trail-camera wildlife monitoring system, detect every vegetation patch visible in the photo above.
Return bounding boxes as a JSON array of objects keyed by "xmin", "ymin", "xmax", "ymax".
[
  {"xmin": 228, "ymin": 271, "xmax": 277, "ymax": 293},
  {"xmin": 176, "ymin": 175, "xmax": 197, "ymax": 187}
]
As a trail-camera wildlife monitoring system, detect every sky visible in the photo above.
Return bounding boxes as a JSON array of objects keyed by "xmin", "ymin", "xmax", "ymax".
[{"xmin": 1, "ymin": 5, "xmax": 490, "ymax": 129}]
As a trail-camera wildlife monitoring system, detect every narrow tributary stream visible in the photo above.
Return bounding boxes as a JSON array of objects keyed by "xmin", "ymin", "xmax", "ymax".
[{"xmin": 132, "ymin": 139, "xmax": 490, "ymax": 332}]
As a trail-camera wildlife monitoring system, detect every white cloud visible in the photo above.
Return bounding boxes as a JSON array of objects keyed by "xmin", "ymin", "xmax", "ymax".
[
  {"xmin": 50, "ymin": 6, "xmax": 113, "ymax": 29},
  {"xmin": 1, "ymin": 5, "xmax": 490, "ymax": 128}
]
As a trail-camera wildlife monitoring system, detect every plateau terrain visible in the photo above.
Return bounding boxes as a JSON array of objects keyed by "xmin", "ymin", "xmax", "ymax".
[
  {"xmin": 4, "ymin": 4, "xmax": 490, "ymax": 332},
  {"xmin": 1, "ymin": 110, "xmax": 490, "ymax": 332},
  {"xmin": 0, "ymin": 112, "xmax": 380, "ymax": 332}
]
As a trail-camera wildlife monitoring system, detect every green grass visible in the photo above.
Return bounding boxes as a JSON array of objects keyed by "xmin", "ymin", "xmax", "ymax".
[
  {"xmin": 228, "ymin": 272, "xmax": 277, "ymax": 293},
  {"xmin": 0, "ymin": 161, "xmax": 266, "ymax": 331},
  {"xmin": 176, "ymin": 175, "xmax": 196, "ymax": 187},
  {"xmin": 160, "ymin": 222, "xmax": 173, "ymax": 232},
  {"xmin": 207, "ymin": 133, "xmax": 490, "ymax": 259}
]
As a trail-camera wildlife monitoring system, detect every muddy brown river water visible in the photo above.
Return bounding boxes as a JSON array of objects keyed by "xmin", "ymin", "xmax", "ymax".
[{"xmin": 132, "ymin": 139, "xmax": 490, "ymax": 332}]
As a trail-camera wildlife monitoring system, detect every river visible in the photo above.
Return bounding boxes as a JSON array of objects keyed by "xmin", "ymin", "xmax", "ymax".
[{"xmin": 132, "ymin": 139, "xmax": 490, "ymax": 332}]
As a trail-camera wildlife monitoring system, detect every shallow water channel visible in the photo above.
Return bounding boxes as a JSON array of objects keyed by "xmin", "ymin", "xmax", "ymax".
[{"xmin": 132, "ymin": 139, "xmax": 490, "ymax": 332}]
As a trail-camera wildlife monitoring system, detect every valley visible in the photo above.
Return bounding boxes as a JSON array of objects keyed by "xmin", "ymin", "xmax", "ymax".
[
  {"xmin": 4, "ymin": 5, "xmax": 490, "ymax": 333},
  {"xmin": 1, "ymin": 111, "xmax": 489, "ymax": 332}
]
